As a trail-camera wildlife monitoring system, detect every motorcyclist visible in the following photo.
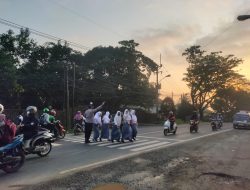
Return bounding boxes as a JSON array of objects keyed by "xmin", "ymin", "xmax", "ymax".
[
  {"xmin": 190, "ymin": 111, "xmax": 199, "ymax": 121},
  {"xmin": 168, "ymin": 111, "xmax": 176, "ymax": 130},
  {"xmin": 74, "ymin": 111, "xmax": 84, "ymax": 126},
  {"xmin": 40, "ymin": 108, "xmax": 55, "ymax": 134},
  {"xmin": 0, "ymin": 113, "xmax": 17, "ymax": 147},
  {"xmin": 22, "ymin": 106, "xmax": 39, "ymax": 148},
  {"xmin": 49, "ymin": 109, "xmax": 58, "ymax": 137}
]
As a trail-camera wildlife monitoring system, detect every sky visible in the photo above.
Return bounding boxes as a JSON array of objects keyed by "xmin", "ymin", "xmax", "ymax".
[{"xmin": 1, "ymin": 0, "xmax": 250, "ymax": 102}]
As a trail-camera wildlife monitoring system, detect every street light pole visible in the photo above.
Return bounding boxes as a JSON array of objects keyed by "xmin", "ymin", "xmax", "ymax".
[{"xmin": 156, "ymin": 54, "xmax": 162, "ymax": 114}]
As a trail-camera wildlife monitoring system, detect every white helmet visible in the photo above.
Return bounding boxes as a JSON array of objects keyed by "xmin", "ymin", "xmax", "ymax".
[
  {"xmin": 0, "ymin": 104, "xmax": 4, "ymax": 114},
  {"xmin": 26, "ymin": 106, "xmax": 37, "ymax": 115}
]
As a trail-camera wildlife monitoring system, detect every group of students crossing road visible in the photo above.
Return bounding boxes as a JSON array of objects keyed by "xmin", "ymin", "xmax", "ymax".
[{"xmin": 82, "ymin": 102, "xmax": 138, "ymax": 144}]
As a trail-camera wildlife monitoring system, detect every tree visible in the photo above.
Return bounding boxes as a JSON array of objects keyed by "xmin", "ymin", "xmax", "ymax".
[
  {"xmin": 183, "ymin": 45, "xmax": 244, "ymax": 119},
  {"xmin": 211, "ymin": 87, "xmax": 250, "ymax": 120},
  {"xmin": 160, "ymin": 97, "xmax": 175, "ymax": 116},
  {"xmin": 176, "ymin": 95, "xmax": 194, "ymax": 121},
  {"xmin": 81, "ymin": 40, "xmax": 158, "ymax": 110}
]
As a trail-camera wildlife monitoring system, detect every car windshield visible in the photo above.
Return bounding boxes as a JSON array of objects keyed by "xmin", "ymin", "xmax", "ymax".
[{"xmin": 234, "ymin": 114, "xmax": 250, "ymax": 121}]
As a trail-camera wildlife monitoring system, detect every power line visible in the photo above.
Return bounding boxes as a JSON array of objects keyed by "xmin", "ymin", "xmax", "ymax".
[
  {"xmin": 202, "ymin": 8, "xmax": 250, "ymax": 48},
  {"xmin": 0, "ymin": 17, "xmax": 91, "ymax": 51},
  {"xmin": 49, "ymin": 0, "xmax": 126, "ymax": 39}
]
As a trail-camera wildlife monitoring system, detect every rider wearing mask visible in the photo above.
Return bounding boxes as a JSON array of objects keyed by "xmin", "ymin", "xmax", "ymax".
[{"xmin": 22, "ymin": 106, "xmax": 39, "ymax": 148}]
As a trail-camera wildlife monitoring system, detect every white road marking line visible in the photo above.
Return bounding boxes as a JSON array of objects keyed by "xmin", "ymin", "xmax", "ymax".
[
  {"xmin": 63, "ymin": 139, "xmax": 84, "ymax": 143},
  {"xmin": 64, "ymin": 137, "xmax": 85, "ymax": 141},
  {"xmin": 107, "ymin": 140, "xmax": 148, "ymax": 148},
  {"xmin": 131, "ymin": 142, "xmax": 170, "ymax": 152},
  {"xmin": 60, "ymin": 128, "xmax": 233, "ymax": 175},
  {"xmin": 66, "ymin": 136, "xmax": 85, "ymax": 140},
  {"xmin": 139, "ymin": 130, "xmax": 163, "ymax": 135},
  {"xmin": 118, "ymin": 140, "xmax": 160, "ymax": 150},
  {"xmin": 97, "ymin": 141, "xmax": 113, "ymax": 146},
  {"xmin": 137, "ymin": 135, "xmax": 183, "ymax": 141},
  {"xmin": 52, "ymin": 143, "xmax": 62, "ymax": 147}
]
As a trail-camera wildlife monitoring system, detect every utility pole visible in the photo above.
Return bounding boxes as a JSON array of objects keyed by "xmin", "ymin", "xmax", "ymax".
[
  {"xmin": 156, "ymin": 54, "xmax": 162, "ymax": 114},
  {"xmin": 72, "ymin": 62, "xmax": 76, "ymax": 126},
  {"xmin": 65, "ymin": 62, "xmax": 70, "ymax": 130}
]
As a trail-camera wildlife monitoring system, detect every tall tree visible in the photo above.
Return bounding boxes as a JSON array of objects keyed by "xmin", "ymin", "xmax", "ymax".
[
  {"xmin": 211, "ymin": 87, "xmax": 250, "ymax": 120},
  {"xmin": 81, "ymin": 40, "xmax": 158, "ymax": 110},
  {"xmin": 176, "ymin": 95, "xmax": 194, "ymax": 121},
  {"xmin": 160, "ymin": 97, "xmax": 176, "ymax": 115},
  {"xmin": 183, "ymin": 45, "xmax": 243, "ymax": 119}
]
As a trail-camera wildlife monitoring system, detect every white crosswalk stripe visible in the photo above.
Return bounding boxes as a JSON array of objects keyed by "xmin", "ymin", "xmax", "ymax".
[
  {"xmin": 107, "ymin": 140, "xmax": 148, "ymax": 148},
  {"xmin": 131, "ymin": 142, "xmax": 170, "ymax": 152},
  {"xmin": 62, "ymin": 135, "xmax": 171, "ymax": 152},
  {"xmin": 118, "ymin": 140, "xmax": 159, "ymax": 150}
]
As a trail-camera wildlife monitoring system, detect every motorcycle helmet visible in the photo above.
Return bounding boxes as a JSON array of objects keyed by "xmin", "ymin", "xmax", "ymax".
[
  {"xmin": 77, "ymin": 111, "xmax": 81, "ymax": 114},
  {"xmin": 26, "ymin": 106, "xmax": 37, "ymax": 116},
  {"xmin": 169, "ymin": 111, "xmax": 173, "ymax": 115},
  {"xmin": 50, "ymin": 109, "xmax": 56, "ymax": 116},
  {"xmin": 0, "ymin": 104, "xmax": 4, "ymax": 114},
  {"xmin": 43, "ymin": 108, "xmax": 49, "ymax": 113}
]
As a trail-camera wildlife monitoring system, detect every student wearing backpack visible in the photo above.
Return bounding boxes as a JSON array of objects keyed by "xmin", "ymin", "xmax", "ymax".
[{"xmin": 0, "ymin": 114, "xmax": 17, "ymax": 147}]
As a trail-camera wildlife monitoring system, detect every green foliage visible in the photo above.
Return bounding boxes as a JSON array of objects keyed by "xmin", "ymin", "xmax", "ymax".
[
  {"xmin": 0, "ymin": 29, "xmax": 158, "ymax": 111},
  {"xmin": 183, "ymin": 45, "xmax": 244, "ymax": 119},
  {"xmin": 176, "ymin": 95, "xmax": 194, "ymax": 121},
  {"xmin": 211, "ymin": 87, "xmax": 250, "ymax": 120},
  {"xmin": 160, "ymin": 97, "xmax": 176, "ymax": 115}
]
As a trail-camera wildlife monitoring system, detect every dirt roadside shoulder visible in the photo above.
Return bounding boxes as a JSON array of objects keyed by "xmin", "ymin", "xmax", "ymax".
[{"xmin": 22, "ymin": 129, "xmax": 250, "ymax": 190}]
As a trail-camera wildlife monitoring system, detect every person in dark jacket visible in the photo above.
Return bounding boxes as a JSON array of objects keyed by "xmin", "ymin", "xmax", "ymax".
[
  {"xmin": 168, "ymin": 111, "xmax": 176, "ymax": 130},
  {"xmin": 190, "ymin": 111, "xmax": 199, "ymax": 121},
  {"xmin": 22, "ymin": 106, "xmax": 39, "ymax": 148}
]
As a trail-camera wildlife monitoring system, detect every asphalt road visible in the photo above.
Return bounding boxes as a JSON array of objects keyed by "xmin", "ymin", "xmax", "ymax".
[{"xmin": 0, "ymin": 122, "xmax": 233, "ymax": 190}]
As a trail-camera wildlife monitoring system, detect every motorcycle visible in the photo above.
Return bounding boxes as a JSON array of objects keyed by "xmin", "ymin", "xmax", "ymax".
[
  {"xmin": 211, "ymin": 119, "xmax": 221, "ymax": 131},
  {"xmin": 0, "ymin": 135, "xmax": 25, "ymax": 173},
  {"xmin": 163, "ymin": 120, "xmax": 177, "ymax": 136},
  {"xmin": 22, "ymin": 128, "xmax": 55, "ymax": 157},
  {"xmin": 190, "ymin": 120, "xmax": 199, "ymax": 133},
  {"xmin": 55, "ymin": 120, "xmax": 66, "ymax": 139},
  {"xmin": 73, "ymin": 119, "xmax": 85, "ymax": 135}
]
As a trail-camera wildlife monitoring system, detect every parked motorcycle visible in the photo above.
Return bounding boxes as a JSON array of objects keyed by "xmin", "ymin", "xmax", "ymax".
[
  {"xmin": 73, "ymin": 120, "xmax": 85, "ymax": 135},
  {"xmin": 163, "ymin": 120, "xmax": 177, "ymax": 136},
  {"xmin": 190, "ymin": 120, "xmax": 199, "ymax": 133},
  {"xmin": 0, "ymin": 135, "xmax": 25, "ymax": 173},
  {"xmin": 22, "ymin": 128, "xmax": 54, "ymax": 157}
]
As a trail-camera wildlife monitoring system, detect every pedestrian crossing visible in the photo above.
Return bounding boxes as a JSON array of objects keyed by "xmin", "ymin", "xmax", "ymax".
[{"xmin": 61, "ymin": 135, "xmax": 170, "ymax": 152}]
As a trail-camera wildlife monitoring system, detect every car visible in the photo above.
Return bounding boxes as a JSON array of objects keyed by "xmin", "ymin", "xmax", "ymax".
[{"xmin": 233, "ymin": 111, "xmax": 250, "ymax": 129}]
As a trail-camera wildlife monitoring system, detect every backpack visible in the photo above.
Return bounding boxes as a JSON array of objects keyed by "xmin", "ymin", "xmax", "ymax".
[
  {"xmin": 0, "ymin": 120, "xmax": 16, "ymax": 145},
  {"xmin": 39, "ymin": 113, "xmax": 49, "ymax": 125}
]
